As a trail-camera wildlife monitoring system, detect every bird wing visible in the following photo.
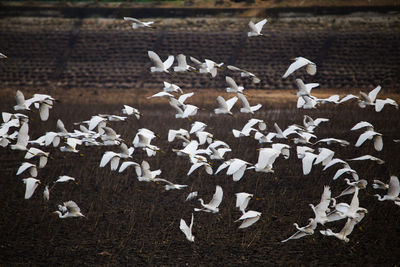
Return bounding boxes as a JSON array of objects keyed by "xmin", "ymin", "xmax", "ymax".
[
  {"xmin": 254, "ymin": 19, "xmax": 267, "ymax": 33},
  {"xmin": 248, "ymin": 21, "xmax": 258, "ymax": 34},
  {"xmin": 282, "ymin": 57, "xmax": 310, "ymax": 78},
  {"xmin": 388, "ymin": 176, "xmax": 400, "ymax": 197},
  {"xmin": 232, "ymin": 165, "xmax": 247, "ymax": 181},
  {"xmin": 216, "ymin": 96, "xmax": 229, "ymax": 111},
  {"xmin": 181, "ymin": 140, "xmax": 199, "ymax": 155},
  {"xmin": 17, "ymin": 162, "xmax": 35, "ymax": 175},
  {"xmin": 39, "ymin": 103, "xmax": 50, "ymax": 121},
  {"xmin": 239, "ymin": 215, "xmax": 261, "ymax": 229},
  {"xmin": 368, "ymin": 85, "xmax": 381, "ymax": 102},
  {"xmin": 333, "ymin": 168, "xmax": 355, "ymax": 180},
  {"xmin": 314, "ymin": 148, "xmax": 335, "ymax": 166},
  {"xmin": 119, "ymin": 161, "xmax": 139, "ymax": 173},
  {"xmin": 215, "ymin": 160, "xmax": 230, "ymax": 174},
  {"xmin": 179, "ymin": 218, "xmax": 191, "ymax": 240},
  {"xmin": 176, "ymin": 54, "xmax": 187, "ymax": 67},
  {"xmin": 100, "ymin": 151, "xmax": 118, "ymax": 168},
  {"xmin": 258, "ymin": 148, "xmax": 279, "ymax": 169},
  {"xmin": 347, "ymin": 155, "xmax": 384, "ymax": 164},
  {"xmin": 225, "ymin": 96, "xmax": 238, "ymax": 110},
  {"xmin": 15, "ymin": 90, "xmax": 26, "ymax": 106},
  {"xmin": 182, "ymin": 104, "xmax": 198, "ymax": 118},
  {"xmin": 64, "ymin": 200, "xmax": 81, "ymax": 214},
  {"xmin": 23, "ymin": 178, "xmax": 40, "ymax": 199},
  {"xmin": 226, "ymin": 159, "xmax": 246, "ymax": 175},
  {"xmin": 355, "ymin": 130, "xmax": 379, "ymax": 147},
  {"xmin": 373, "ymin": 135, "xmax": 383, "ymax": 151},
  {"xmin": 227, "ymin": 65, "xmax": 241, "ymax": 72},
  {"xmin": 208, "ymin": 185, "xmax": 223, "ymax": 208},
  {"xmin": 351, "ymin": 121, "xmax": 374, "ymax": 131},
  {"xmin": 302, "ymin": 152, "xmax": 317, "ymax": 175},
  {"xmin": 225, "ymin": 76, "xmax": 239, "ymax": 91},
  {"xmin": 163, "ymin": 55, "xmax": 175, "ymax": 70},
  {"xmin": 237, "ymin": 93, "xmax": 251, "ymax": 110},
  {"xmin": 190, "ymin": 56, "xmax": 203, "ymax": 66},
  {"xmin": 281, "ymin": 231, "xmax": 309, "ymax": 242},
  {"xmin": 148, "ymin": 51, "xmax": 164, "ymax": 68},
  {"xmin": 178, "ymin": 92, "xmax": 194, "ymax": 104},
  {"xmin": 16, "ymin": 122, "xmax": 29, "ymax": 147},
  {"xmin": 187, "ymin": 162, "xmax": 203, "ymax": 176}
]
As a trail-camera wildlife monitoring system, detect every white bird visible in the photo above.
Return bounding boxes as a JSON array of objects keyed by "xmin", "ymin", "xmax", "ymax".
[
  {"xmin": 10, "ymin": 122, "xmax": 29, "ymax": 151},
  {"xmin": 350, "ymin": 121, "xmax": 374, "ymax": 131},
  {"xmin": 24, "ymin": 147, "xmax": 49, "ymax": 168},
  {"xmin": 118, "ymin": 161, "xmax": 140, "ymax": 173},
  {"xmin": 310, "ymin": 186, "xmax": 333, "ymax": 225},
  {"xmin": 122, "ymin": 105, "xmax": 142, "ymax": 119},
  {"xmin": 372, "ymin": 179, "xmax": 389, "ymax": 190},
  {"xmin": 214, "ymin": 96, "xmax": 238, "ymax": 116},
  {"xmin": 299, "ymin": 95, "xmax": 318, "ymax": 109},
  {"xmin": 354, "ymin": 130, "xmax": 383, "ymax": 151},
  {"xmin": 282, "ymin": 57, "xmax": 317, "ymax": 79},
  {"xmin": 301, "ymin": 151, "xmax": 318, "ymax": 175},
  {"xmin": 185, "ymin": 191, "xmax": 198, "ymax": 202},
  {"xmin": 59, "ymin": 137, "xmax": 82, "ymax": 153},
  {"xmin": 148, "ymin": 51, "xmax": 174, "ymax": 73},
  {"xmin": 163, "ymin": 81, "xmax": 183, "ymax": 94},
  {"xmin": 314, "ymin": 148, "xmax": 335, "ymax": 166},
  {"xmin": 135, "ymin": 160, "xmax": 165, "ymax": 183},
  {"xmin": 14, "ymin": 90, "xmax": 33, "ymax": 111},
  {"xmin": 174, "ymin": 54, "xmax": 195, "ymax": 72},
  {"xmin": 237, "ymin": 93, "xmax": 262, "ymax": 114},
  {"xmin": 164, "ymin": 181, "xmax": 188, "ymax": 191},
  {"xmin": 235, "ymin": 192, "xmax": 253, "ymax": 214},
  {"xmin": 195, "ymin": 185, "xmax": 223, "ymax": 213},
  {"xmin": 235, "ymin": 210, "xmax": 261, "ymax": 229},
  {"xmin": 227, "ymin": 65, "xmax": 260, "ymax": 83},
  {"xmin": 247, "ymin": 18, "xmax": 267, "ymax": 37},
  {"xmin": 320, "ymin": 214, "xmax": 365, "ymax": 243},
  {"xmin": 249, "ymin": 147, "xmax": 280, "ymax": 173},
  {"xmin": 43, "ymin": 185, "xmax": 49, "ymax": 201},
  {"xmin": 216, "ymin": 158, "xmax": 251, "ymax": 181},
  {"xmin": 374, "ymin": 176, "xmax": 400, "ymax": 203},
  {"xmin": 347, "ymin": 155, "xmax": 384, "ymax": 165},
  {"xmin": 303, "ymin": 115, "xmax": 329, "ymax": 133},
  {"xmin": 168, "ymin": 128, "xmax": 190, "ymax": 144},
  {"xmin": 123, "ymin": 17, "xmax": 154, "ymax": 29},
  {"xmin": 55, "ymin": 175, "xmax": 77, "ymax": 183},
  {"xmin": 335, "ymin": 179, "xmax": 368, "ymax": 199},
  {"xmin": 190, "ymin": 121, "xmax": 207, "ymax": 134},
  {"xmin": 232, "ymin": 118, "xmax": 266, "ymax": 138},
  {"xmin": 133, "ymin": 128, "xmax": 160, "ymax": 157},
  {"xmin": 281, "ymin": 218, "xmax": 317, "ymax": 243},
  {"xmin": 17, "ymin": 162, "xmax": 38, "ymax": 177},
  {"xmin": 179, "ymin": 213, "xmax": 195, "ymax": 242},
  {"xmin": 375, "ymin": 98, "xmax": 398, "ymax": 112},
  {"xmin": 225, "ymin": 76, "xmax": 245, "ymax": 94},
  {"xmin": 358, "ymin": 85, "xmax": 381, "ymax": 108},
  {"xmin": 187, "ymin": 160, "xmax": 213, "ymax": 176},
  {"xmin": 53, "ymin": 201, "xmax": 85, "ymax": 218},
  {"xmin": 315, "ymin": 138, "xmax": 350, "ymax": 147},
  {"xmin": 23, "ymin": 178, "xmax": 40, "ymax": 199}
]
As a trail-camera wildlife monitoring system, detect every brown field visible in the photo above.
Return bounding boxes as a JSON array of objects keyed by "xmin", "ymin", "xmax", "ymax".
[{"xmin": 1, "ymin": 15, "xmax": 400, "ymax": 266}]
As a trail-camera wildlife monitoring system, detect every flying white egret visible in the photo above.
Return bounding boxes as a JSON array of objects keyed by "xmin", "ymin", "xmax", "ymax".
[
  {"xmin": 168, "ymin": 128, "xmax": 190, "ymax": 144},
  {"xmin": 216, "ymin": 158, "xmax": 251, "ymax": 181},
  {"xmin": 282, "ymin": 57, "xmax": 317, "ymax": 79},
  {"xmin": 214, "ymin": 96, "xmax": 238, "ymax": 116},
  {"xmin": 237, "ymin": 93, "xmax": 262, "ymax": 114},
  {"xmin": 148, "ymin": 51, "xmax": 174, "ymax": 73},
  {"xmin": 17, "ymin": 162, "xmax": 38, "ymax": 177},
  {"xmin": 301, "ymin": 151, "xmax": 318, "ymax": 175},
  {"xmin": 310, "ymin": 186, "xmax": 333, "ymax": 225},
  {"xmin": 122, "ymin": 105, "xmax": 142, "ymax": 119},
  {"xmin": 335, "ymin": 179, "xmax": 368, "ymax": 198},
  {"xmin": 174, "ymin": 54, "xmax": 195, "ymax": 72},
  {"xmin": 163, "ymin": 81, "xmax": 183, "ymax": 94},
  {"xmin": 347, "ymin": 155, "xmax": 384, "ymax": 165},
  {"xmin": 355, "ymin": 130, "xmax": 383, "ymax": 151},
  {"xmin": 195, "ymin": 185, "xmax": 223, "ymax": 213},
  {"xmin": 358, "ymin": 85, "xmax": 381, "ymax": 108},
  {"xmin": 124, "ymin": 17, "xmax": 154, "ymax": 29},
  {"xmin": 235, "ymin": 192, "xmax": 253, "ymax": 214},
  {"xmin": 10, "ymin": 122, "xmax": 29, "ymax": 151},
  {"xmin": 225, "ymin": 76, "xmax": 245, "ymax": 94},
  {"xmin": 53, "ymin": 201, "xmax": 85, "ymax": 218},
  {"xmin": 247, "ymin": 18, "xmax": 267, "ymax": 37},
  {"xmin": 249, "ymin": 147, "xmax": 280, "ymax": 173},
  {"xmin": 25, "ymin": 147, "xmax": 49, "ymax": 168},
  {"xmin": 190, "ymin": 121, "xmax": 207, "ymax": 134},
  {"xmin": 303, "ymin": 115, "xmax": 329, "ymax": 133},
  {"xmin": 185, "ymin": 191, "xmax": 198, "ymax": 202},
  {"xmin": 43, "ymin": 185, "xmax": 49, "ymax": 201},
  {"xmin": 315, "ymin": 138, "xmax": 350, "ymax": 147},
  {"xmin": 281, "ymin": 218, "xmax": 317, "ymax": 242},
  {"xmin": 374, "ymin": 176, "xmax": 400, "ymax": 203},
  {"xmin": 14, "ymin": 90, "xmax": 33, "ymax": 111},
  {"xmin": 23, "ymin": 178, "xmax": 40, "ymax": 199},
  {"xmin": 235, "ymin": 210, "xmax": 261, "ymax": 229},
  {"xmin": 59, "ymin": 137, "xmax": 82, "ymax": 153},
  {"xmin": 180, "ymin": 213, "xmax": 195, "ymax": 242},
  {"xmin": 227, "ymin": 65, "xmax": 260, "ymax": 83},
  {"xmin": 375, "ymin": 98, "xmax": 398, "ymax": 112},
  {"xmin": 55, "ymin": 175, "xmax": 77, "ymax": 183},
  {"xmin": 320, "ymin": 214, "xmax": 365, "ymax": 243},
  {"xmin": 314, "ymin": 148, "xmax": 335, "ymax": 166}
]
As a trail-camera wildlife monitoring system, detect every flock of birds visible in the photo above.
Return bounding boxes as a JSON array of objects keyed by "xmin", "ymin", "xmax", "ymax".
[{"xmin": 1, "ymin": 17, "xmax": 399, "ymax": 244}]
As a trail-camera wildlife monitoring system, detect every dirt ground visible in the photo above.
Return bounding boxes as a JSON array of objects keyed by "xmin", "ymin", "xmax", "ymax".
[{"xmin": 1, "ymin": 13, "xmax": 400, "ymax": 266}]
